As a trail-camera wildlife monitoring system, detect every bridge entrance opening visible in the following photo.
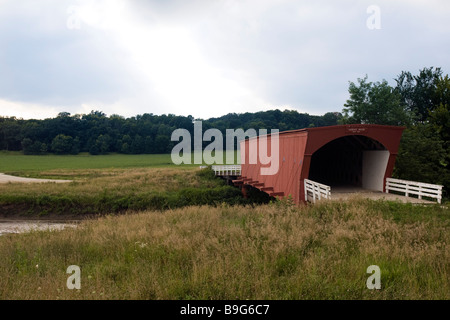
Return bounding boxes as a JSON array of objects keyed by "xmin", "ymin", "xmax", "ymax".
[{"xmin": 308, "ymin": 135, "xmax": 389, "ymax": 192}]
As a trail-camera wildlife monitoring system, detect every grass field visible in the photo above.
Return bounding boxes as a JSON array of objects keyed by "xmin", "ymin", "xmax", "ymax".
[
  {"xmin": 0, "ymin": 151, "xmax": 187, "ymax": 177},
  {"xmin": 0, "ymin": 152, "xmax": 448, "ymax": 300},
  {"xmin": 0, "ymin": 199, "xmax": 448, "ymax": 299},
  {"xmin": 0, "ymin": 152, "xmax": 254, "ymax": 216},
  {"xmin": 0, "ymin": 151, "xmax": 239, "ymax": 178}
]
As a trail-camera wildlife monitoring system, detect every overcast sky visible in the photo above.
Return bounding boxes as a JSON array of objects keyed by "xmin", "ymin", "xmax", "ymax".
[{"xmin": 0, "ymin": 0, "xmax": 449, "ymax": 120}]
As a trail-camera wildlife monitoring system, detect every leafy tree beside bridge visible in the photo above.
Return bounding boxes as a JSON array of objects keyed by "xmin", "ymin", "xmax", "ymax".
[{"xmin": 341, "ymin": 67, "xmax": 449, "ymax": 197}]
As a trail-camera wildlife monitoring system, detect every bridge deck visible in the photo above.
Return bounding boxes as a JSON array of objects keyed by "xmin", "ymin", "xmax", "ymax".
[{"xmin": 330, "ymin": 186, "xmax": 436, "ymax": 204}]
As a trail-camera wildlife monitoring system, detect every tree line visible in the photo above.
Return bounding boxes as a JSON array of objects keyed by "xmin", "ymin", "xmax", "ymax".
[{"xmin": 0, "ymin": 110, "xmax": 341, "ymax": 155}]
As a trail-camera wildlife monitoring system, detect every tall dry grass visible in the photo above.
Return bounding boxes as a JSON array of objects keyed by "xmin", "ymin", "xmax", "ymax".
[
  {"xmin": 0, "ymin": 167, "xmax": 257, "ymax": 215},
  {"xmin": 0, "ymin": 199, "xmax": 448, "ymax": 300},
  {"xmin": 0, "ymin": 167, "xmax": 208, "ymax": 197}
]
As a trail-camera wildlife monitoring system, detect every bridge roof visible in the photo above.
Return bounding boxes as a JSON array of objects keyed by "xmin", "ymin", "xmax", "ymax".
[
  {"xmin": 245, "ymin": 124, "xmax": 405, "ymax": 155},
  {"xmin": 246, "ymin": 124, "xmax": 405, "ymax": 139}
]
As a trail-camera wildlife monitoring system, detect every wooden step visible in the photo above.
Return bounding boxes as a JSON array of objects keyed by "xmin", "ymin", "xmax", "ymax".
[{"xmin": 269, "ymin": 192, "xmax": 284, "ymax": 197}]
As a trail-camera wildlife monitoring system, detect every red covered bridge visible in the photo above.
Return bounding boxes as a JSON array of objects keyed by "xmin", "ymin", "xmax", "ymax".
[{"xmin": 232, "ymin": 124, "xmax": 407, "ymax": 204}]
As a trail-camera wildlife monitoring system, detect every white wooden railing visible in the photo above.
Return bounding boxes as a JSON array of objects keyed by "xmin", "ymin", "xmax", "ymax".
[
  {"xmin": 385, "ymin": 178, "xmax": 443, "ymax": 204},
  {"xmin": 211, "ymin": 165, "xmax": 242, "ymax": 176},
  {"xmin": 304, "ymin": 179, "xmax": 331, "ymax": 203}
]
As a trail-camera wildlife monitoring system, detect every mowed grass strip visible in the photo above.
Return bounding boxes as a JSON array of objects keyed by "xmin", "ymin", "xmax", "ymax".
[
  {"xmin": 0, "ymin": 199, "xmax": 448, "ymax": 300},
  {"xmin": 0, "ymin": 151, "xmax": 239, "ymax": 178},
  {"xmin": 0, "ymin": 152, "xmax": 183, "ymax": 178}
]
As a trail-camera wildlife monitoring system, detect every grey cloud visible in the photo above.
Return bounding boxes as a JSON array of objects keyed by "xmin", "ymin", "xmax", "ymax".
[{"xmin": 1, "ymin": 0, "xmax": 450, "ymax": 118}]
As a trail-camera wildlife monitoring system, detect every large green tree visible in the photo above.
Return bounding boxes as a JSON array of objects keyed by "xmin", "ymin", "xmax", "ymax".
[
  {"xmin": 429, "ymin": 75, "xmax": 450, "ymax": 142},
  {"xmin": 341, "ymin": 76, "xmax": 410, "ymax": 126},
  {"xmin": 21, "ymin": 138, "xmax": 47, "ymax": 155},
  {"xmin": 51, "ymin": 134, "xmax": 75, "ymax": 155},
  {"xmin": 395, "ymin": 67, "xmax": 443, "ymax": 123},
  {"xmin": 394, "ymin": 124, "xmax": 449, "ymax": 197}
]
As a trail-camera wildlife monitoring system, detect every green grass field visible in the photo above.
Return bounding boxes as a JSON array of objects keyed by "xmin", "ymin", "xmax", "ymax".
[
  {"xmin": 0, "ymin": 152, "xmax": 262, "ymax": 217},
  {"xmin": 0, "ymin": 152, "xmax": 448, "ymax": 300},
  {"xmin": 0, "ymin": 152, "xmax": 184, "ymax": 176},
  {"xmin": 0, "ymin": 151, "xmax": 240, "ymax": 177}
]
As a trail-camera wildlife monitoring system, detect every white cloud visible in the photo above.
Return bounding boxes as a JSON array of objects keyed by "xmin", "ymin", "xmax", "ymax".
[
  {"xmin": 0, "ymin": 99, "xmax": 61, "ymax": 119},
  {"xmin": 68, "ymin": 0, "xmax": 275, "ymax": 118}
]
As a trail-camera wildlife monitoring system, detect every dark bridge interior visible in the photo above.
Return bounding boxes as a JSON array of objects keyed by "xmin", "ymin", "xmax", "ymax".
[{"xmin": 308, "ymin": 135, "xmax": 386, "ymax": 187}]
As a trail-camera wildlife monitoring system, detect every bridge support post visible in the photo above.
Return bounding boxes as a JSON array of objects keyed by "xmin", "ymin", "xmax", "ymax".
[{"xmin": 241, "ymin": 185, "xmax": 249, "ymax": 199}]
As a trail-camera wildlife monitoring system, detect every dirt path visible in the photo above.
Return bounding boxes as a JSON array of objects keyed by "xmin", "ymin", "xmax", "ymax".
[
  {"xmin": 0, "ymin": 220, "xmax": 78, "ymax": 236},
  {"xmin": 0, "ymin": 173, "xmax": 72, "ymax": 184}
]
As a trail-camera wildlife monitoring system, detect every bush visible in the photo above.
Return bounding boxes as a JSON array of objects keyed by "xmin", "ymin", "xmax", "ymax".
[
  {"xmin": 21, "ymin": 138, "xmax": 47, "ymax": 155},
  {"xmin": 51, "ymin": 134, "xmax": 75, "ymax": 155},
  {"xmin": 394, "ymin": 124, "xmax": 449, "ymax": 198}
]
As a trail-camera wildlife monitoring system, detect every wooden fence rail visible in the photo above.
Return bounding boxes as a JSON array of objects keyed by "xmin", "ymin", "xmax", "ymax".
[
  {"xmin": 385, "ymin": 178, "xmax": 443, "ymax": 204},
  {"xmin": 211, "ymin": 165, "xmax": 242, "ymax": 176},
  {"xmin": 304, "ymin": 179, "xmax": 331, "ymax": 203}
]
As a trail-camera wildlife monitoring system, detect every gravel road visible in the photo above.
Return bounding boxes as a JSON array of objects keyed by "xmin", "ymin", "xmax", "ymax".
[{"xmin": 0, "ymin": 173, "xmax": 72, "ymax": 184}]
